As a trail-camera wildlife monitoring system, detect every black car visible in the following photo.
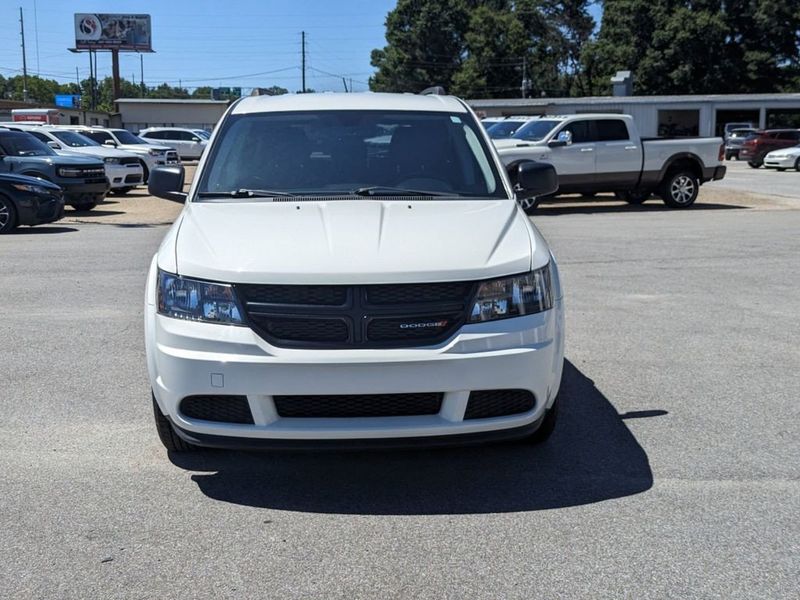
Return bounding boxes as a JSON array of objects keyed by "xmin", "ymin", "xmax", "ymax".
[{"xmin": 0, "ymin": 172, "xmax": 64, "ymax": 233}]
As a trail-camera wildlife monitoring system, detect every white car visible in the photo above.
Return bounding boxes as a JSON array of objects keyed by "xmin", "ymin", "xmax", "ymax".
[
  {"xmin": 139, "ymin": 127, "xmax": 208, "ymax": 160},
  {"xmin": 9, "ymin": 125, "xmax": 144, "ymax": 194},
  {"xmin": 144, "ymin": 92, "xmax": 565, "ymax": 451},
  {"xmin": 763, "ymin": 145, "xmax": 800, "ymax": 171},
  {"xmin": 57, "ymin": 126, "xmax": 179, "ymax": 183}
]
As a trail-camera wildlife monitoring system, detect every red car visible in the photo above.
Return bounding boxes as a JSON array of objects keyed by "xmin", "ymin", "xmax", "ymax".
[{"xmin": 739, "ymin": 129, "xmax": 800, "ymax": 168}]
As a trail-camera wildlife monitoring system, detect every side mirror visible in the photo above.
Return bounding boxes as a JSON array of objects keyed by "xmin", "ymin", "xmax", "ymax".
[
  {"xmin": 507, "ymin": 160, "xmax": 558, "ymax": 202},
  {"xmin": 548, "ymin": 130, "xmax": 572, "ymax": 148},
  {"xmin": 148, "ymin": 166, "xmax": 187, "ymax": 203},
  {"xmin": 103, "ymin": 139, "xmax": 117, "ymax": 147},
  {"xmin": 191, "ymin": 137, "xmax": 201, "ymax": 142},
  {"xmin": 47, "ymin": 141, "xmax": 61, "ymax": 150}
]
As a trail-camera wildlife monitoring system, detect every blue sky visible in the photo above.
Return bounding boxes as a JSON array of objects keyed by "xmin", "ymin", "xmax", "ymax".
[{"xmin": 2, "ymin": 1, "xmax": 602, "ymax": 93}]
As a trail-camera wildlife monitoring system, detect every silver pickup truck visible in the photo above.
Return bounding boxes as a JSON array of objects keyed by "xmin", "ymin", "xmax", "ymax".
[{"xmin": 493, "ymin": 114, "xmax": 727, "ymax": 210}]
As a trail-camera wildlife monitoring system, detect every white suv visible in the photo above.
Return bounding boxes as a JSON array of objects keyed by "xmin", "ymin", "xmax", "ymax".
[
  {"xmin": 145, "ymin": 92, "xmax": 565, "ymax": 451},
  {"xmin": 58, "ymin": 126, "xmax": 179, "ymax": 183},
  {"xmin": 139, "ymin": 127, "xmax": 208, "ymax": 160}
]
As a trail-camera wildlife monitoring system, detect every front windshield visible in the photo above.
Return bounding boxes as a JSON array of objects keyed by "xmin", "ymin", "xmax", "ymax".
[
  {"xmin": 198, "ymin": 110, "xmax": 505, "ymax": 199},
  {"xmin": 51, "ymin": 130, "xmax": 100, "ymax": 147},
  {"xmin": 487, "ymin": 120, "xmax": 525, "ymax": 139},
  {"xmin": 112, "ymin": 129, "xmax": 146, "ymax": 144},
  {"xmin": 511, "ymin": 119, "xmax": 560, "ymax": 142},
  {"xmin": 0, "ymin": 132, "xmax": 56, "ymax": 156}
]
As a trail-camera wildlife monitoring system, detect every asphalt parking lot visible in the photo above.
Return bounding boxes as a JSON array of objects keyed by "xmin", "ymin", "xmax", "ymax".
[{"xmin": 2, "ymin": 167, "xmax": 798, "ymax": 598}]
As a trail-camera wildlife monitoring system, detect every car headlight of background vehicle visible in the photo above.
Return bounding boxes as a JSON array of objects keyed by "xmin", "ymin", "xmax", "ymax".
[
  {"xmin": 104, "ymin": 157, "xmax": 120, "ymax": 164},
  {"xmin": 148, "ymin": 149, "xmax": 161, "ymax": 156},
  {"xmin": 157, "ymin": 270, "xmax": 244, "ymax": 325},
  {"xmin": 11, "ymin": 183, "xmax": 53, "ymax": 195},
  {"xmin": 469, "ymin": 266, "xmax": 553, "ymax": 323}
]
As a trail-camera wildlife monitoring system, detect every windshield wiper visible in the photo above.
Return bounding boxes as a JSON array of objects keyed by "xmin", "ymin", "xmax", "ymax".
[
  {"xmin": 197, "ymin": 188, "xmax": 297, "ymax": 199},
  {"xmin": 351, "ymin": 186, "xmax": 451, "ymax": 197}
]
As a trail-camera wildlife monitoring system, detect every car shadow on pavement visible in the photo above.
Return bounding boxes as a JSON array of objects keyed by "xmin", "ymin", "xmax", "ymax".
[
  {"xmin": 170, "ymin": 360, "xmax": 656, "ymax": 514},
  {"xmin": 534, "ymin": 199, "xmax": 747, "ymax": 216},
  {"xmin": 10, "ymin": 225, "xmax": 78, "ymax": 234}
]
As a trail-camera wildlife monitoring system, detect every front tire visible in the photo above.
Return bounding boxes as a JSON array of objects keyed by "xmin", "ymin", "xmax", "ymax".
[
  {"xmin": 660, "ymin": 170, "xmax": 699, "ymax": 208},
  {"xmin": 70, "ymin": 201, "xmax": 98, "ymax": 211},
  {"xmin": 795, "ymin": 157, "xmax": 800, "ymax": 172},
  {"xmin": 748, "ymin": 161, "xmax": 761, "ymax": 169},
  {"xmin": 0, "ymin": 194, "xmax": 17, "ymax": 233},
  {"xmin": 152, "ymin": 393, "xmax": 197, "ymax": 452}
]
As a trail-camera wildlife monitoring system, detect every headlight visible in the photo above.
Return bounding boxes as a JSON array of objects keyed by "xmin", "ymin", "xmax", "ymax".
[
  {"xmin": 148, "ymin": 149, "xmax": 161, "ymax": 156},
  {"xmin": 12, "ymin": 183, "xmax": 52, "ymax": 195},
  {"xmin": 57, "ymin": 167, "xmax": 82, "ymax": 177},
  {"xmin": 104, "ymin": 157, "xmax": 120, "ymax": 164},
  {"xmin": 157, "ymin": 270, "xmax": 244, "ymax": 325},
  {"xmin": 469, "ymin": 266, "xmax": 553, "ymax": 323}
]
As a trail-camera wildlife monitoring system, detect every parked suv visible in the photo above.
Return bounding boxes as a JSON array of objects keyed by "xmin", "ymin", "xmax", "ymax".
[
  {"xmin": 145, "ymin": 92, "xmax": 564, "ymax": 451},
  {"xmin": 739, "ymin": 129, "xmax": 800, "ymax": 168},
  {"xmin": 59, "ymin": 126, "xmax": 180, "ymax": 183},
  {"xmin": 139, "ymin": 128, "xmax": 208, "ymax": 160},
  {"xmin": 0, "ymin": 172, "xmax": 64, "ymax": 233},
  {"xmin": 724, "ymin": 128, "xmax": 758, "ymax": 160},
  {"xmin": 0, "ymin": 130, "xmax": 107, "ymax": 210},
  {"xmin": 9, "ymin": 125, "xmax": 143, "ymax": 195}
]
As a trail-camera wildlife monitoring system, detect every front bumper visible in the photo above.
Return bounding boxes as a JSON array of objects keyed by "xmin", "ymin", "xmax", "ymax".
[
  {"xmin": 60, "ymin": 179, "xmax": 110, "ymax": 201},
  {"xmin": 105, "ymin": 163, "xmax": 144, "ymax": 188},
  {"xmin": 763, "ymin": 156, "xmax": 797, "ymax": 169},
  {"xmin": 15, "ymin": 192, "xmax": 65, "ymax": 226},
  {"xmin": 146, "ymin": 283, "xmax": 565, "ymax": 445}
]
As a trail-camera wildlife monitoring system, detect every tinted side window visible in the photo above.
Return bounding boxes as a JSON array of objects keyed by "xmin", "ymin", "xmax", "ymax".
[
  {"xmin": 778, "ymin": 131, "xmax": 800, "ymax": 140},
  {"xmin": 560, "ymin": 120, "xmax": 592, "ymax": 143},
  {"xmin": 30, "ymin": 131, "xmax": 51, "ymax": 143},
  {"xmin": 83, "ymin": 131, "xmax": 111, "ymax": 143},
  {"xmin": 176, "ymin": 131, "xmax": 195, "ymax": 141},
  {"xmin": 595, "ymin": 119, "xmax": 630, "ymax": 141}
]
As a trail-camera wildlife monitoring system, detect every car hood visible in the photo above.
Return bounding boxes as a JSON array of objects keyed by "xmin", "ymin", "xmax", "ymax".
[
  {"xmin": 767, "ymin": 146, "xmax": 800, "ymax": 157},
  {"xmin": 172, "ymin": 199, "xmax": 535, "ymax": 284},
  {"xmin": 119, "ymin": 143, "xmax": 173, "ymax": 153},
  {"xmin": 0, "ymin": 172, "xmax": 61, "ymax": 190},
  {"xmin": 58, "ymin": 145, "xmax": 138, "ymax": 158},
  {"xmin": 493, "ymin": 138, "xmax": 548, "ymax": 151},
  {"xmin": 24, "ymin": 154, "xmax": 103, "ymax": 166}
]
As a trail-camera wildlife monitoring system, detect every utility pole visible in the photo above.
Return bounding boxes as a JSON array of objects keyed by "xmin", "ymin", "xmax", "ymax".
[
  {"xmin": 301, "ymin": 31, "xmax": 306, "ymax": 93},
  {"xmin": 521, "ymin": 56, "xmax": 531, "ymax": 99},
  {"xmin": 111, "ymin": 48, "xmax": 121, "ymax": 103},
  {"xmin": 19, "ymin": 7, "xmax": 29, "ymax": 103},
  {"xmin": 140, "ymin": 53, "xmax": 145, "ymax": 97}
]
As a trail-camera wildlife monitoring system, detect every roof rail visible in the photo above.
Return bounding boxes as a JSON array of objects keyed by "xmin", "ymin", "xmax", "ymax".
[{"xmin": 420, "ymin": 86, "xmax": 446, "ymax": 96}]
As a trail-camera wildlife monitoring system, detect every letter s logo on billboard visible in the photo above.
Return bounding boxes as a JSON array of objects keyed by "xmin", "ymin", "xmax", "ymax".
[{"xmin": 76, "ymin": 15, "xmax": 101, "ymax": 40}]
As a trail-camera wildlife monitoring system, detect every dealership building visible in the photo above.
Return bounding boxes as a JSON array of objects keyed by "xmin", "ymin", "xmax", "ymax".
[
  {"xmin": 114, "ymin": 98, "xmax": 229, "ymax": 133},
  {"xmin": 468, "ymin": 92, "xmax": 800, "ymax": 137}
]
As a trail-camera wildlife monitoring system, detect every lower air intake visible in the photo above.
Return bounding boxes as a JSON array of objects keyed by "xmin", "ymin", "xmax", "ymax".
[
  {"xmin": 179, "ymin": 395, "xmax": 254, "ymax": 424},
  {"xmin": 464, "ymin": 389, "xmax": 536, "ymax": 419},
  {"xmin": 274, "ymin": 393, "xmax": 443, "ymax": 418}
]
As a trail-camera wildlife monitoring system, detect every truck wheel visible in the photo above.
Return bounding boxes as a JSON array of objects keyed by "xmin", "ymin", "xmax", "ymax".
[
  {"xmin": 152, "ymin": 393, "xmax": 197, "ymax": 452},
  {"xmin": 0, "ymin": 194, "xmax": 17, "ymax": 233},
  {"xmin": 616, "ymin": 190, "xmax": 651, "ymax": 204},
  {"xmin": 660, "ymin": 171, "xmax": 699, "ymax": 208},
  {"xmin": 70, "ymin": 201, "xmax": 98, "ymax": 211},
  {"xmin": 525, "ymin": 394, "xmax": 559, "ymax": 445},
  {"xmin": 795, "ymin": 158, "xmax": 800, "ymax": 172},
  {"xmin": 748, "ymin": 161, "xmax": 761, "ymax": 169}
]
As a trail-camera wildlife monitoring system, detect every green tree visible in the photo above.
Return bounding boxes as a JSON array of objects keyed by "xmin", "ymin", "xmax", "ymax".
[{"xmin": 370, "ymin": 0, "xmax": 470, "ymax": 93}]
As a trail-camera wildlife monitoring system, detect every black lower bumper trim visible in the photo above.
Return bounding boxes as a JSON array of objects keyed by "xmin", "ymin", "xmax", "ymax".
[{"xmin": 170, "ymin": 416, "xmax": 544, "ymax": 451}]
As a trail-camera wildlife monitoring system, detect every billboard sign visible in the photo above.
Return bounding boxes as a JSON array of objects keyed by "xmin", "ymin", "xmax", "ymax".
[
  {"xmin": 55, "ymin": 94, "xmax": 81, "ymax": 108},
  {"xmin": 74, "ymin": 14, "xmax": 152, "ymax": 51}
]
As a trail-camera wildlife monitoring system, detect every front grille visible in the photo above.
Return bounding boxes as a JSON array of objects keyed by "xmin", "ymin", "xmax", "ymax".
[
  {"xmin": 464, "ymin": 389, "xmax": 536, "ymax": 420},
  {"xmin": 179, "ymin": 395, "xmax": 254, "ymax": 424},
  {"xmin": 237, "ymin": 282, "xmax": 476, "ymax": 349},
  {"xmin": 274, "ymin": 393, "xmax": 443, "ymax": 418}
]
